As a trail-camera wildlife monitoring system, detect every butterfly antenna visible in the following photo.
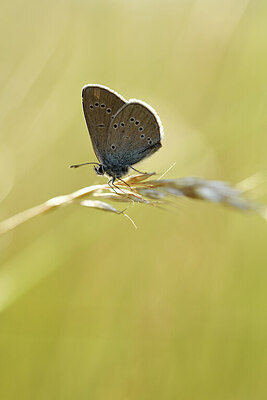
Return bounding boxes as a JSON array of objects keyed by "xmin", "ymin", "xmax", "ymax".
[{"xmin": 69, "ymin": 162, "xmax": 99, "ymax": 169}]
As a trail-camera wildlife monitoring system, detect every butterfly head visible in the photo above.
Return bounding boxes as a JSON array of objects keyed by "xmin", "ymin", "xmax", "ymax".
[
  {"xmin": 94, "ymin": 164, "xmax": 105, "ymax": 176},
  {"xmin": 94, "ymin": 163, "xmax": 129, "ymax": 179}
]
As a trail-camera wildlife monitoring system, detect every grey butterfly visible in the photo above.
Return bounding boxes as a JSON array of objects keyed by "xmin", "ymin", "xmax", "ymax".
[{"xmin": 70, "ymin": 84, "xmax": 163, "ymax": 186}]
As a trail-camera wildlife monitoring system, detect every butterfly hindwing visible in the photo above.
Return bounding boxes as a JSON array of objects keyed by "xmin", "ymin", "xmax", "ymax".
[{"xmin": 105, "ymin": 101, "xmax": 163, "ymax": 166}]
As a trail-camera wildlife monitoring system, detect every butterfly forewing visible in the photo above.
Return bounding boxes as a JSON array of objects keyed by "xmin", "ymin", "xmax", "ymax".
[
  {"xmin": 106, "ymin": 101, "xmax": 162, "ymax": 166},
  {"xmin": 82, "ymin": 85, "xmax": 126, "ymax": 163}
]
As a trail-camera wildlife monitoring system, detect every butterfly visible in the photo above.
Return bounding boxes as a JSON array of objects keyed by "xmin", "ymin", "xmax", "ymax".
[{"xmin": 70, "ymin": 84, "xmax": 163, "ymax": 187}]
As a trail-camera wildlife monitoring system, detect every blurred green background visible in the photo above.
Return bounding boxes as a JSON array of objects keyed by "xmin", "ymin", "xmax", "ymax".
[{"xmin": 1, "ymin": 0, "xmax": 267, "ymax": 398}]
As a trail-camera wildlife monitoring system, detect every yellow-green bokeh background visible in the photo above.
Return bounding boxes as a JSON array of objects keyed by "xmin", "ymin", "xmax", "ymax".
[{"xmin": 1, "ymin": 0, "xmax": 267, "ymax": 398}]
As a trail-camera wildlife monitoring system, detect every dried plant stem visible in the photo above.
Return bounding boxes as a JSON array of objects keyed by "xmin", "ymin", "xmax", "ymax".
[
  {"xmin": 0, "ymin": 203, "xmax": 53, "ymax": 235},
  {"xmin": 0, "ymin": 173, "xmax": 264, "ymax": 236},
  {"xmin": 0, "ymin": 184, "xmax": 104, "ymax": 235}
]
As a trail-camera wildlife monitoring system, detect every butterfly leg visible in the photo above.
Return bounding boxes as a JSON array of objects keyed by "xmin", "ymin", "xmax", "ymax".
[
  {"xmin": 113, "ymin": 179, "xmax": 126, "ymax": 193},
  {"xmin": 130, "ymin": 166, "xmax": 153, "ymax": 175},
  {"xmin": 116, "ymin": 178, "xmax": 133, "ymax": 191},
  {"xmin": 108, "ymin": 177, "xmax": 124, "ymax": 194},
  {"xmin": 108, "ymin": 178, "xmax": 117, "ymax": 193}
]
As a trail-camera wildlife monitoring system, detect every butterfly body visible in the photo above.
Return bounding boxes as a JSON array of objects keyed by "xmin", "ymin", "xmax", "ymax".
[
  {"xmin": 73, "ymin": 84, "xmax": 163, "ymax": 181},
  {"xmin": 94, "ymin": 162, "xmax": 129, "ymax": 179}
]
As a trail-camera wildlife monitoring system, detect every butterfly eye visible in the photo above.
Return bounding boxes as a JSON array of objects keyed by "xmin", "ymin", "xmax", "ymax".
[
  {"xmin": 120, "ymin": 122, "xmax": 125, "ymax": 127},
  {"xmin": 98, "ymin": 165, "xmax": 104, "ymax": 174},
  {"xmin": 113, "ymin": 124, "xmax": 118, "ymax": 129},
  {"xmin": 106, "ymin": 108, "xmax": 111, "ymax": 113},
  {"xmin": 111, "ymin": 144, "xmax": 116, "ymax": 150},
  {"xmin": 89, "ymin": 105, "xmax": 94, "ymax": 110},
  {"xmin": 135, "ymin": 120, "xmax": 140, "ymax": 125},
  {"xmin": 140, "ymin": 134, "xmax": 145, "ymax": 139},
  {"xmin": 101, "ymin": 103, "xmax": 106, "ymax": 108},
  {"xmin": 95, "ymin": 102, "xmax": 99, "ymax": 107},
  {"xmin": 147, "ymin": 137, "xmax": 153, "ymax": 145},
  {"xmin": 139, "ymin": 126, "xmax": 143, "ymax": 131},
  {"xmin": 130, "ymin": 117, "xmax": 135, "ymax": 122}
]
